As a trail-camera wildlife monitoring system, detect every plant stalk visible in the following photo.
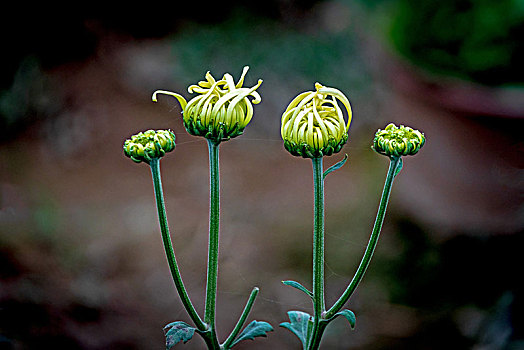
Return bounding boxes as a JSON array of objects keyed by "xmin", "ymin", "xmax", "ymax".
[
  {"xmin": 222, "ymin": 287, "xmax": 260, "ymax": 349},
  {"xmin": 149, "ymin": 158, "xmax": 206, "ymax": 331},
  {"xmin": 309, "ymin": 157, "xmax": 325, "ymax": 350},
  {"xmin": 204, "ymin": 140, "xmax": 221, "ymax": 348},
  {"xmin": 325, "ymin": 156, "xmax": 401, "ymax": 319}
]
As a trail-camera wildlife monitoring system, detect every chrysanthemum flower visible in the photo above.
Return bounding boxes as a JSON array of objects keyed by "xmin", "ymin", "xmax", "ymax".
[
  {"xmin": 372, "ymin": 123, "xmax": 425, "ymax": 158},
  {"xmin": 152, "ymin": 66, "xmax": 262, "ymax": 144},
  {"xmin": 123, "ymin": 129, "xmax": 176, "ymax": 164},
  {"xmin": 281, "ymin": 83, "xmax": 352, "ymax": 158}
]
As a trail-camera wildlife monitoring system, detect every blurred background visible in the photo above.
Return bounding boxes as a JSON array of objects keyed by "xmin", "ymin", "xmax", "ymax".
[{"xmin": 1, "ymin": 0, "xmax": 523, "ymax": 349}]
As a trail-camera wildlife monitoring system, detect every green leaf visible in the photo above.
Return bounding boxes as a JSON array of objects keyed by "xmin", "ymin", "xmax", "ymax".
[
  {"xmin": 323, "ymin": 154, "xmax": 348, "ymax": 179},
  {"xmin": 230, "ymin": 320, "xmax": 273, "ymax": 347},
  {"xmin": 164, "ymin": 321, "xmax": 196, "ymax": 349},
  {"xmin": 282, "ymin": 280, "xmax": 313, "ymax": 299},
  {"xmin": 326, "ymin": 309, "xmax": 356, "ymax": 330},
  {"xmin": 394, "ymin": 157, "xmax": 403, "ymax": 177},
  {"xmin": 280, "ymin": 311, "xmax": 314, "ymax": 350}
]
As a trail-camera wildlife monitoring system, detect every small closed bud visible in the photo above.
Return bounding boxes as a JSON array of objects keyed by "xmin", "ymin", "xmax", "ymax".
[
  {"xmin": 281, "ymin": 83, "xmax": 352, "ymax": 158},
  {"xmin": 152, "ymin": 66, "xmax": 262, "ymax": 144},
  {"xmin": 123, "ymin": 129, "xmax": 176, "ymax": 164},
  {"xmin": 372, "ymin": 123, "xmax": 425, "ymax": 158}
]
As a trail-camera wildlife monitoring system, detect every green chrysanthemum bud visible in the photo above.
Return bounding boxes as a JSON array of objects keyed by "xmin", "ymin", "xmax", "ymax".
[
  {"xmin": 152, "ymin": 66, "xmax": 262, "ymax": 145},
  {"xmin": 123, "ymin": 129, "xmax": 176, "ymax": 164},
  {"xmin": 372, "ymin": 123, "xmax": 425, "ymax": 158},
  {"xmin": 281, "ymin": 83, "xmax": 352, "ymax": 158}
]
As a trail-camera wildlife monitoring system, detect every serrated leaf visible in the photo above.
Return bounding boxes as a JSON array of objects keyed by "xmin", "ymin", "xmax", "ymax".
[
  {"xmin": 164, "ymin": 321, "xmax": 196, "ymax": 349},
  {"xmin": 279, "ymin": 311, "xmax": 314, "ymax": 350},
  {"xmin": 282, "ymin": 280, "xmax": 313, "ymax": 299},
  {"xmin": 326, "ymin": 309, "xmax": 356, "ymax": 330},
  {"xmin": 323, "ymin": 154, "xmax": 348, "ymax": 179},
  {"xmin": 394, "ymin": 158, "xmax": 403, "ymax": 177},
  {"xmin": 230, "ymin": 320, "xmax": 273, "ymax": 347}
]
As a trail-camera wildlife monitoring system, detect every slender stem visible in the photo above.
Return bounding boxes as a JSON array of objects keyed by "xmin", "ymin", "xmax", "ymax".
[
  {"xmin": 222, "ymin": 287, "xmax": 260, "ymax": 349},
  {"xmin": 204, "ymin": 140, "xmax": 221, "ymax": 347},
  {"xmin": 309, "ymin": 321, "xmax": 328, "ymax": 350},
  {"xmin": 149, "ymin": 158, "xmax": 206, "ymax": 331},
  {"xmin": 325, "ymin": 157, "xmax": 401, "ymax": 319},
  {"xmin": 309, "ymin": 157, "xmax": 325, "ymax": 349}
]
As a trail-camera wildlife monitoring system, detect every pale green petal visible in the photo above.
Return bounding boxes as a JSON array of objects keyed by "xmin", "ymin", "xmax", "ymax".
[{"xmin": 152, "ymin": 90, "xmax": 188, "ymax": 111}]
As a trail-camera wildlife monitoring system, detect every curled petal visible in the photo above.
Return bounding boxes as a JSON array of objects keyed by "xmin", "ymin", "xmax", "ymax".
[
  {"xmin": 317, "ymin": 85, "xmax": 352, "ymax": 131},
  {"xmin": 152, "ymin": 91, "xmax": 188, "ymax": 111},
  {"xmin": 235, "ymin": 66, "xmax": 250, "ymax": 88}
]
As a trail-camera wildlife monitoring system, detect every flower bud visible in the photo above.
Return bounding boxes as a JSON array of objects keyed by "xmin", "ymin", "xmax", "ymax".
[
  {"xmin": 123, "ymin": 129, "xmax": 176, "ymax": 164},
  {"xmin": 281, "ymin": 83, "xmax": 352, "ymax": 158},
  {"xmin": 372, "ymin": 123, "xmax": 425, "ymax": 158},
  {"xmin": 152, "ymin": 66, "xmax": 262, "ymax": 144}
]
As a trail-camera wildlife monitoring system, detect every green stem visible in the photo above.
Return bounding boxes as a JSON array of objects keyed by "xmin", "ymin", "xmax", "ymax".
[
  {"xmin": 222, "ymin": 287, "xmax": 260, "ymax": 349},
  {"xmin": 309, "ymin": 321, "xmax": 328, "ymax": 350},
  {"xmin": 309, "ymin": 157, "xmax": 325, "ymax": 350},
  {"xmin": 325, "ymin": 156, "xmax": 401, "ymax": 319},
  {"xmin": 204, "ymin": 139, "xmax": 221, "ymax": 348},
  {"xmin": 149, "ymin": 158, "xmax": 206, "ymax": 331}
]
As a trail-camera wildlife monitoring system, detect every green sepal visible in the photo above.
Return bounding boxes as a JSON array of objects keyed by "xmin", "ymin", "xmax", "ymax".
[
  {"xmin": 283, "ymin": 135, "xmax": 347, "ymax": 159},
  {"xmin": 323, "ymin": 154, "xmax": 348, "ymax": 179},
  {"xmin": 280, "ymin": 311, "xmax": 314, "ymax": 350},
  {"xmin": 393, "ymin": 157, "xmax": 403, "ymax": 177},
  {"xmin": 282, "ymin": 280, "xmax": 313, "ymax": 299},
  {"xmin": 323, "ymin": 144, "xmax": 334, "ymax": 156},
  {"xmin": 164, "ymin": 321, "xmax": 196, "ymax": 349},
  {"xmin": 325, "ymin": 309, "xmax": 356, "ymax": 330},
  {"xmin": 230, "ymin": 320, "xmax": 273, "ymax": 348}
]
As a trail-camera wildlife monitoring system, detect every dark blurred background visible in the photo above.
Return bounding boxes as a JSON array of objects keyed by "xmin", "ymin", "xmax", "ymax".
[{"xmin": 1, "ymin": 0, "xmax": 523, "ymax": 349}]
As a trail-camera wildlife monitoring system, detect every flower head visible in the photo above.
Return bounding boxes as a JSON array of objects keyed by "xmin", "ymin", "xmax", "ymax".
[
  {"xmin": 123, "ymin": 129, "xmax": 176, "ymax": 164},
  {"xmin": 281, "ymin": 83, "xmax": 352, "ymax": 158},
  {"xmin": 372, "ymin": 123, "xmax": 425, "ymax": 158},
  {"xmin": 152, "ymin": 66, "xmax": 262, "ymax": 144}
]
